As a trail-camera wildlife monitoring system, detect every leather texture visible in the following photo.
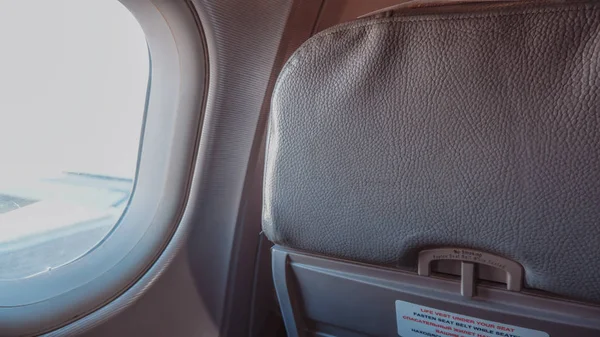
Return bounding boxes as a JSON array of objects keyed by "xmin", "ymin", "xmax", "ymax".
[{"xmin": 263, "ymin": 1, "xmax": 600, "ymax": 303}]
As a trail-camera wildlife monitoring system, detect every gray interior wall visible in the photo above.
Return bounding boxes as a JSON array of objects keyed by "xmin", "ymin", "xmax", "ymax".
[{"xmin": 69, "ymin": 0, "xmax": 292, "ymax": 335}]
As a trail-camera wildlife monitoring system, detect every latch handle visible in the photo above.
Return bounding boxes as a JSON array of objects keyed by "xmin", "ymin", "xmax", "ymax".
[{"xmin": 418, "ymin": 248, "xmax": 524, "ymax": 297}]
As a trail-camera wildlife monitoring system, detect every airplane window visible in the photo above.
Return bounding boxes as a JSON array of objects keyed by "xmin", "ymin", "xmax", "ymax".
[{"xmin": 0, "ymin": 0, "xmax": 149, "ymax": 279}]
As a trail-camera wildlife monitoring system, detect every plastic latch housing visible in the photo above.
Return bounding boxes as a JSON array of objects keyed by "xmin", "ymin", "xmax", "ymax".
[{"xmin": 418, "ymin": 248, "xmax": 524, "ymax": 297}]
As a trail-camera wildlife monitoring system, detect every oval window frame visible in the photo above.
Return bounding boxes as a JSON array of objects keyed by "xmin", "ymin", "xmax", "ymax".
[{"xmin": 0, "ymin": 1, "xmax": 207, "ymax": 335}]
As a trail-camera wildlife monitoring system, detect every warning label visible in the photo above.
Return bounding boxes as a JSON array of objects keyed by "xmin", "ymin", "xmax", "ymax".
[{"xmin": 395, "ymin": 301, "xmax": 549, "ymax": 337}]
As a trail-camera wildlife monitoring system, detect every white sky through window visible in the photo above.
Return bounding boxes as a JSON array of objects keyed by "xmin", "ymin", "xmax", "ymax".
[{"xmin": 0, "ymin": 0, "xmax": 149, "ymax": 181}]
